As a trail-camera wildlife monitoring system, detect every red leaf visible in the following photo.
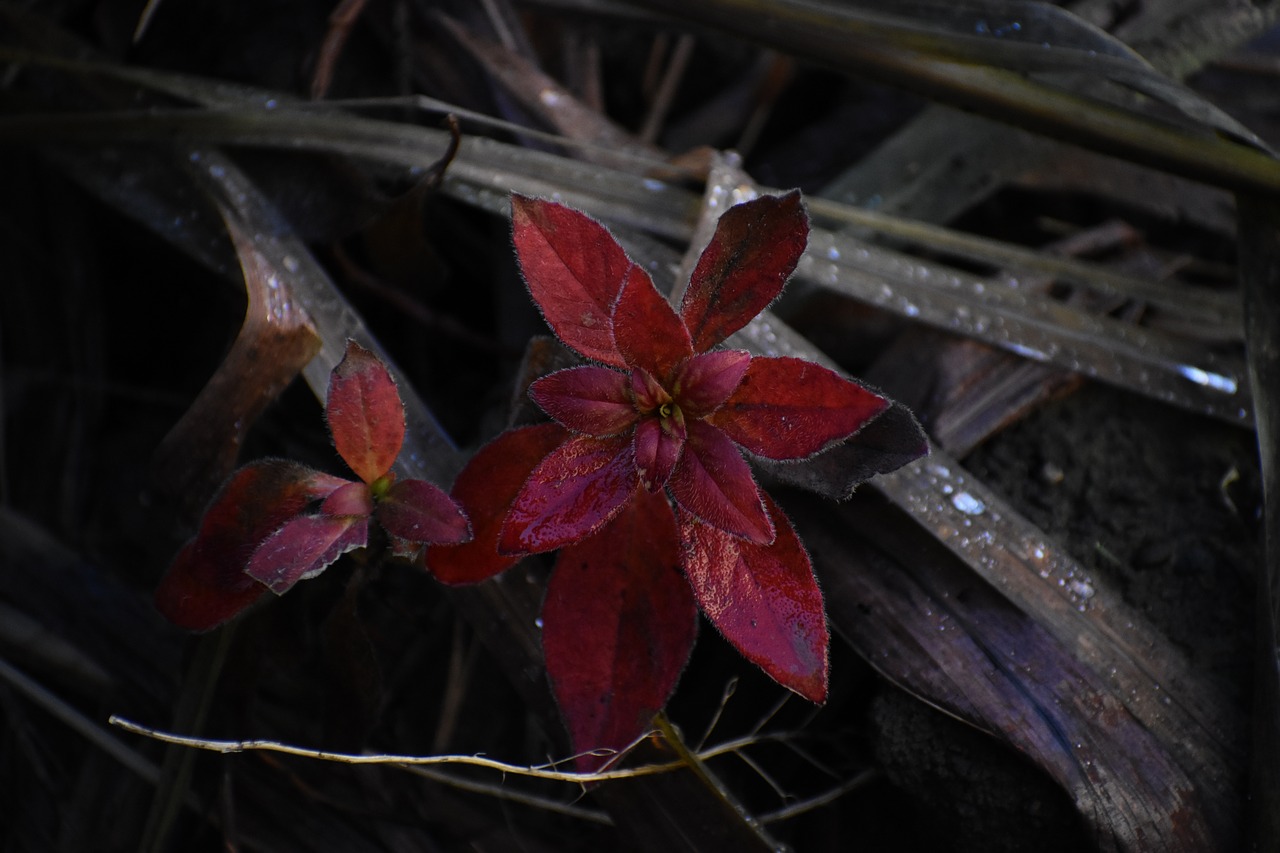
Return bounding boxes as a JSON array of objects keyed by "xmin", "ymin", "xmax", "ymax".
[
  {"xmin": 499, "ymin": 433, "xmax": 639, "ymax": 554},
  {"xmin": 246, "ymin": 514, "xmax": 369, "ymax": 595},
  {"xmin": 680, "ymin": 192, "xmax": 808, "ymax": 352},
  {"xmin": 155, "ymin": 461, "xmax": 347, "ymax": 631},
  {"xmin": 530, "ymin": 366, "xmax": 638, "ymax": 436},
  {"xmin": 327, "ymin": 340, "xmax": 406, "ymax": 484},
  {"xmin": 376, "ymin": 478, "xmax": 471, "ymax": 545},
  {"xmin": 511, "ymin": 195, "xmax": 630, "ymax": 368},
  {"xmin": 425, "ymin": 423, "xmax": 567, "ymax": 585},
  {"xmin": 668, "ymin": 420, "xmax": 773, "ymax": 544},
  {"xmin": 634, "ymin": 414, "xmax": 685, "ymax": 492},
  {"xmin": 678, "ymin": 496, "xmax": 828, "ymax": 702},
  {"xmin": 321, "ymin": 480, "xmax": 374, "ymax": 517},
  {"xmin": 629, "ymin": 367, "xmax": 671, "ymax": 414},
  {"xmin": 709, "ymin": 357, "xmax": 889, "ymax": 460},
  {"xmin": 611, "ymin": 262, "xmax": 692, "ymax": 379},
  {"xmin": 672, "ymin": 349, "xmax": 750, "ymax": 417},
  {"xmin": 545, "ymin": 489, "xmax": 697, "ymax": 772}
]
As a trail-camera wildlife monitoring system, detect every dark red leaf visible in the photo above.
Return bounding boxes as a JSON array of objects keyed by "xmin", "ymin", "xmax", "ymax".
[
  {"xmin": 709, "ymin": 356, "xmax": 889, "ymax": 460},
  {"xmin": 678, "ymin": 496, "xmax": 828, "ymax": 702},
  {"xmin": 757, "ymin": 400, "xmax": 929, "ymax": 500},
  {"xmin": 668, "ymin": 420, "xmax": 773, "ymax": 544},
  {"xmin": 634, "ymin": 414, "xmax": 684, "ymax": 492},
  {"xmin": 155, "ymin": 461, "xmax": 348, "ymax": 630},
  {"xmin": 327, "ymin": 340, "xmax": 406, "ymax": 484},
  {"xmin": 511, "ymin": 195, "xmax": 630, "ymax": 368},
  {"xmin": 680, "ymin": 191, "xmax": 808, "ymax": 353},
  {"xmin": 612, "ymin": 262, "xmax": 693, "ymax": 379},
  {"xmin": 425, "ymin": 423, "xmax": 567, "ymax": 585},
  {"xmin": 530, "ymin": 366, "xmax": 638, "ymax": 436},
  {"xmin": 376, "ymin": 478, "xmax": 471, "ymax": 545},
  {"xmin": 499, "ymin": 433, "xmax": 639, "ymax": 554},
  {"xmin": 630, "ymin": 367, "xmax": 671, "ymax": 414},
  {"xmin": 246, "ymin": 514, "xmax": 369, "ymax": 595},
  {"xmin": 672, "ymin": 349, "xmax": 750, "ymax": 417},
  {"xmin": 321, "ymin": 480, "xmax": 374, "ymax": 517},
  {"xmin": 545, "ymin": 489, "xmax": 697, "ymax": 772}
]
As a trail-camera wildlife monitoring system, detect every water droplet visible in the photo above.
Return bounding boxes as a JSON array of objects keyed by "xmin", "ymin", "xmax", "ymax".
[{"xmin": 951, "ymin": 492, "xmax": 986, "ymax": 515}]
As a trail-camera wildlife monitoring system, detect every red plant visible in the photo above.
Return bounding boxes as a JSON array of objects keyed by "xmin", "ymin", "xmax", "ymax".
[
  {"xmin": 156, "ymin": 340, "xmax": 471, "ymax": 631},
  {"xmin": 428, "ymin": 191, "xmax": 917, "ymax": 770}
]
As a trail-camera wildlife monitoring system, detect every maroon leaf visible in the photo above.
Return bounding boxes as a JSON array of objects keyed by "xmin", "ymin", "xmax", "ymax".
[
  {"xmin": 499, "ymin": 433, "xmax": 639, "ymax": 554},
  {"xmin": 679, "ymin": 496, "xmax": 828, "ymax": 702},
  {"xmin": 246, "ymin": 514, "xmax": 369, "ymax": 595},
  {"xmin": 320, "ymin": 480, "xmax": 373, "ymax": 517},
  {"xmin": 710, "ymin": 356, "xmax": 889, "ymax": 460},
  {"xmin": 757, "ymin": 400, "xmax": 929, "ymax": 500},
  {"xmin": 634, "ymin": 414, "xmax": 685, "ymax": 492},
  {"xmin": 612, "ymin": 262, "xmax": 693, "ymax": 379},
  {"xmin": 544, "ymin": 489, "xmax": 697, "ymax": 772},
  {"xmin": 511, "ymin": 195, "xmax": 630, "ymax": 368},
  {"xmin": 668, "ymin": 420, "xmax": 774, "ymax": 544},
  {"xmin": 327, "ymin": 340, "xmax": 406, "ymax": 484},
  {"xmin": 376, "ymin": 478, "xmax": 471, "ymax": 545},
  {"xmin": 530, "ymin": 366, "xmax": 638, "ymax": 436},
  {"xmin": 425, "ymin": 423, "xmax": 568, "ymax": 585},
  {"xmin": 630, "ymin": 367, "xmax": 671, "ymax": 414},
  {"xmin": 672, "ymin": 349, "xmax": 750, "ymax": 417},
  {"xmin": 680, "ymin": 192, "xmax": 808, "ymax": 353},
  {"xmin": 155, "ymin": 461, "xmax": 348, "ymax": 630}
]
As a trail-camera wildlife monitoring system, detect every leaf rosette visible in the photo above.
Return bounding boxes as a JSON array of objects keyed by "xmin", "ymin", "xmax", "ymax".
[{"xmin": 428, "ymin": 192, "xmax": 924, "ymax": 770}]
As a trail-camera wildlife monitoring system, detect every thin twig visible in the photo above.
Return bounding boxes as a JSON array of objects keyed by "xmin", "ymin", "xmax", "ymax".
[
  {"xmin": 758, "ymin": 769, "xmax": 880, "ymax": 823},
  {"xmin": 111, "ymin": 715, "xmax": 681, "ymax": 782},
  {"xmin": 398, "ymin": 764, "xmax": 612, "ymax": 824}
]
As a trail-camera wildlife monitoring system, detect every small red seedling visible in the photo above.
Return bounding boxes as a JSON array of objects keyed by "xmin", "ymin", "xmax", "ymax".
[
  {"xmin": 157, "ymin": 340, "xmax": 471, "ymax": 631},
  {"xmin": 428, "ymin": 192, "xmax": 918, "ymax": 770}
]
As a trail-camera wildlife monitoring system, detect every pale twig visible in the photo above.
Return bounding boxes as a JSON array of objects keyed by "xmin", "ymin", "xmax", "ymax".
[
  {"xmin": 110, "ymin": 714, "xmax": 862, "ymax": 821},
  {"xmin": 398, "ymin": 764, "xmax": 611, "ymax": 824},
  {"xmin": 110, "ymin": 715, "xmax": 684, "ymax": 783}
]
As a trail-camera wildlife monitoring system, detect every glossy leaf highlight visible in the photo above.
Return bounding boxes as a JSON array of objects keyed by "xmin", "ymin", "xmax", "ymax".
[
  {"xmin": 500, "ymin": 433, "xmax": 639, "ymax": 554},
  {"xmin": 679, "ymin": 496, "xmax": 829, "ymax": 703}
]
